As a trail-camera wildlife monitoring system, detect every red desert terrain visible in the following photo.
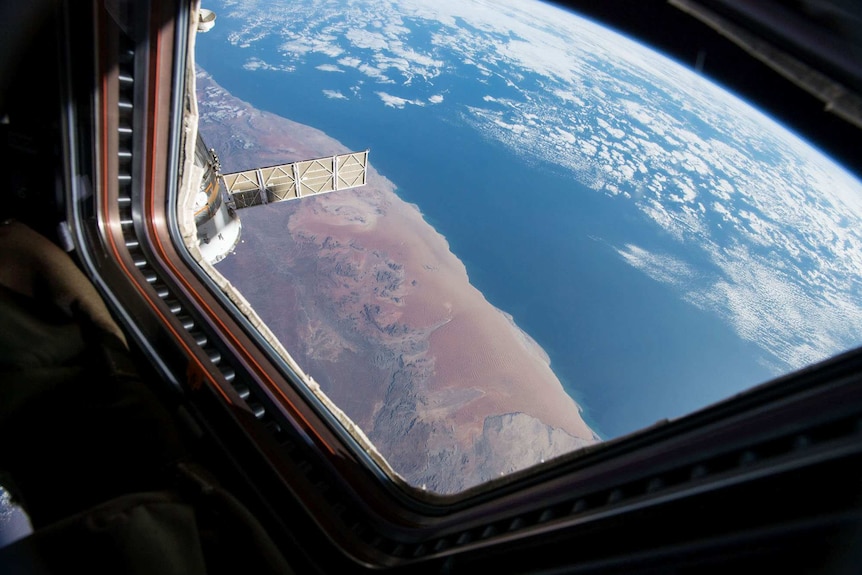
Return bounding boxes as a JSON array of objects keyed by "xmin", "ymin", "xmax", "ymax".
[{"xmin": 197, "ymin": 69, "xmax": 599, "ymax": 493}]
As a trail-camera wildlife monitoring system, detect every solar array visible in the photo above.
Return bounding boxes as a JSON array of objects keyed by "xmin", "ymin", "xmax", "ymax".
[{"xmin": 221, "ymin": 151, "xmax": 369, "ymax": 210}]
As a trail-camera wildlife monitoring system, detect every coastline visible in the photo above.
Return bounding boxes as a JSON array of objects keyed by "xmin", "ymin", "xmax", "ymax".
[{"xmin": 197, "ymin": 67, "xmax": 600, "ymax": 492}]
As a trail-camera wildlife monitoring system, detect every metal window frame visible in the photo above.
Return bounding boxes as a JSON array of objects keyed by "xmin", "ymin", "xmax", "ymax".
[{"xmin": 56, "ymin": 0, "xmax": 862, "ymax": 571}]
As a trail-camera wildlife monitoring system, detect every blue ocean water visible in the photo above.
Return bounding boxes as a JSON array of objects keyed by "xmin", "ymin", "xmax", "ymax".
[{"xmin": 196, "ymin": 33, "xmax": 774, "ymax": 439}]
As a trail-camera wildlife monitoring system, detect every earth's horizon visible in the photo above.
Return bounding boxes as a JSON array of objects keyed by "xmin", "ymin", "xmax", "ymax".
[{"xmin": 194, "ymin": 0, "xmax": 862, "ymax": 494}]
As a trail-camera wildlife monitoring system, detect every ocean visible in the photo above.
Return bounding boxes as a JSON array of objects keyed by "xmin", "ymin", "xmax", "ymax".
[{"xmin": 196, "ymin": 34, "xmax": 774, "ymax": 440}]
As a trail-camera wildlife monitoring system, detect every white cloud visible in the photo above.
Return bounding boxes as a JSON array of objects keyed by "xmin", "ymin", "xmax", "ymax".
[
  {"xmin": 345, "ymin": 28, "xmax": 390, "ymax": 51},
  {"xmin": 316, "ymin": 64, "xmax": 344, "ymax": 73},
  {"xmin": 358, "ymin": 63, "xmax": 394, "ymax": 83},
  {"xmin": 322, "ymin": 90, "xmax": 347, "ymax": 100},
  {"xmin": 616, "ymin": 244, "xmax": 698, "ymax": 288},
  {"xmin": 554, "ymin": 127, "xmax": 576, "ymax": 144},
  {"xmin": 219, "ymin": 0, "xmax": 862, "ymax": 374},
  {"xmin": 375, "ymin": 91, "xmax": 425, "ymax": 108},
  {"xmin": 242, "ymin": 57, "xmax": 293, "ymax": 72}
]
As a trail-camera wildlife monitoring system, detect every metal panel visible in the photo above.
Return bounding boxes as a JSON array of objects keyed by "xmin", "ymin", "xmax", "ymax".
[
  {"xmin": 337, "ymin": 151, "xmax": 368, "ymax": 189},
  {"xmin": 221, "ymin": 150, "xmax": 369, "ymax": 210},
  {"xmin": 260, "ymin": 165, "xmax": 298, "ymax": 201},
  {"xmin": 222, "ymin": 171, "xmax": 258, "ymax": 194},
  {"xmin": 222, "ymin": 171, "xmax": 263, "ymax": 209},
  {"xmin": 231, "ymin": 189, "xmax": 264, "ymax": 209},
  {"xmin": 296, "ymin": 157, "xmax": 335, "ymax": 195}
]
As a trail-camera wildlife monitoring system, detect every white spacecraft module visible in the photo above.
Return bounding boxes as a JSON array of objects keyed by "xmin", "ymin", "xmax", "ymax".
[{"xmin": 192, "ymin": 133, "xmax": 369, "ymax": 264}]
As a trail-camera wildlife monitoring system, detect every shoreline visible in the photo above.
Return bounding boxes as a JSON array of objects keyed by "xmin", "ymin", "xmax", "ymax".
[{"xmin": 197, "ymin": 67, "xmax": 600, "ymax": 492}]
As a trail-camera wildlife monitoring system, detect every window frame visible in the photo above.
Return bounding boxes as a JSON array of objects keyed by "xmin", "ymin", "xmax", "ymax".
[{"xmin": 59, "ymin": 0, "xmax": 862, "ymax": 569}]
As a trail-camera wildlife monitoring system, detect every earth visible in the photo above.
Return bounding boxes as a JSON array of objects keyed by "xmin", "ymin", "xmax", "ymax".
[{"xmin": 194, "ymin": 0, "xmax": 862, "ymax": 494}]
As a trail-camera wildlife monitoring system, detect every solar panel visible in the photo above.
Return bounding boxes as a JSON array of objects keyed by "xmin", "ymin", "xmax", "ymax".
[{"xmin": 221, "ymin": 150, "xmax": 369, "ymax": 210}]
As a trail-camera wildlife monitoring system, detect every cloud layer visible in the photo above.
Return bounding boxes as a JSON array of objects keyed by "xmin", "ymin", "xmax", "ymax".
[{"xmin": 216, "ymin": 0, "xmax": 862, "ymax": 372}]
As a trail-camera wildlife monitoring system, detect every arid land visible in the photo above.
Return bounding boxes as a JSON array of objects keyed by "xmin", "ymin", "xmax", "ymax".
[{"xmin": 197, "ymin": 69, "xmax": 600, "ymax": 493}]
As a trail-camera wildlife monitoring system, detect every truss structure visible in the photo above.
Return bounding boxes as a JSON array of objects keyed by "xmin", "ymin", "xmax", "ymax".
[{"xmin": 221, "ymin": 150, "xmax": 369, "ymax": 210}]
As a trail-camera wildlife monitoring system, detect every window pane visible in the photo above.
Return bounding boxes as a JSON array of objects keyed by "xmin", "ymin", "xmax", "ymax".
[{"xmin": 188, "ymin": 0, "xmax": 862, "ymax": 495}]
